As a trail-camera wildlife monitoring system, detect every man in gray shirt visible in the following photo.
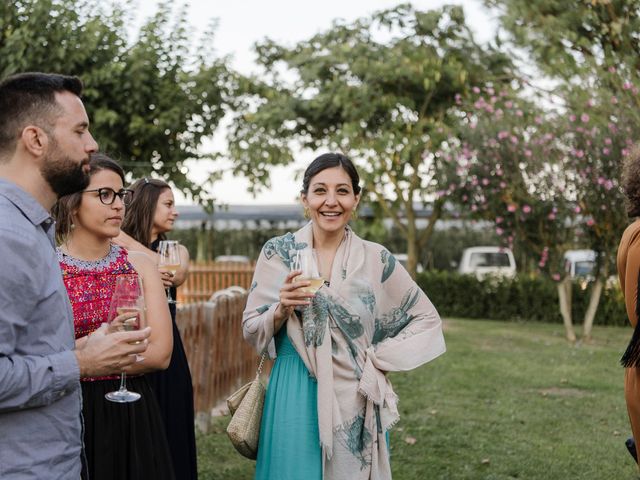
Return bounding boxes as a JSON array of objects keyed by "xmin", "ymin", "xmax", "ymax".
[{"xmin": 0, "ymin": 73, "xmax": 152, "ymax": 479}]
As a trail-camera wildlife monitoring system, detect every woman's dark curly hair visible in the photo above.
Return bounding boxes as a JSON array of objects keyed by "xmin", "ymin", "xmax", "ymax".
[{"xmin": 622, "ymin": 144, "xmax": 640, "ymax": 218}]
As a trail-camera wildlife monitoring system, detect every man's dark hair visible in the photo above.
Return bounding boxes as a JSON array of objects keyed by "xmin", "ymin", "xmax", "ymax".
[{"xmin": 0, "ymin": 72, "xmax": 83, "ymax": 158}]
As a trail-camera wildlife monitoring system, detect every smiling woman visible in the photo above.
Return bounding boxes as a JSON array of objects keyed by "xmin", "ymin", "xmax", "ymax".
[
  {"xmin": 301, "ymin": 153, "xmax": 361, "ymax": 240},
  {"xmin": 242, "ymin": 152, "xmax": 446, "ymax": 480}
]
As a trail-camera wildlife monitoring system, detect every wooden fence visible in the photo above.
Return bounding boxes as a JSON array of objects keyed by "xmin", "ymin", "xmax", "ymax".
[
  {"xmin": 177, "ymin": 261, "xmax": 256, "ymax": 304},
  {"xmin": 176, "ymin": 286, "xmax": 270, "ymax": 432}
]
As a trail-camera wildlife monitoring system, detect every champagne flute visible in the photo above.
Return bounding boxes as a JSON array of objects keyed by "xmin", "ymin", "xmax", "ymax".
[
  {"xmin": 296, "ymin": 248, "xmax": 323, "ymax": 294},
  {"xmin": 105, "ymin": 274, "xmax": 145, "ymax": 403},
  {"xmin": 158, "ymin": 240, "xmax": 181, "ymax": 304}
]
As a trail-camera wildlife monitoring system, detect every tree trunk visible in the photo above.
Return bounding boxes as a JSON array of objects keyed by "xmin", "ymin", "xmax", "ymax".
[
  {"xmin": 557, "ymin": 277, "xmax": 576, "ymax": 343},
  {"xmin": 405, "ymin": 199, "xmax": 444, "ymax": 279},
  {"xmin": 406, "ymin": 221, "xmax": 418, "ymax": 279},
  {"xmin": 582, "ymin": 278, "xmax": 604, "ymax": 342},
  {"xmin": 196, "ymin": 222, "xmax": 207, "ymax": 262},
  {"xmin": 407, "ymin": 201, "xmax": 444, "ymax": 279}
]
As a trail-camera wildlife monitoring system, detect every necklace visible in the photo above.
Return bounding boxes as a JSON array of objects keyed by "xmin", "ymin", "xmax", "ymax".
[{"xmin": 62, "ymin": 241, "xmax": 112, "ymax": 261}]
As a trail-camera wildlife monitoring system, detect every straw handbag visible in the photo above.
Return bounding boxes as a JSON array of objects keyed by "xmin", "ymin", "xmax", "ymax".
[{"xmin": 226, "ymin": 352, "xmax": 267, "ymax": 459}]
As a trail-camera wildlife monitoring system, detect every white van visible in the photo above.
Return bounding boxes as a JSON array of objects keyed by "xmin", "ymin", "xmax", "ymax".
[
  {"xmin": 458, "ymin": 246, "xmax": 517, "ymax": 280},
  {"xmin": 214, "ymin": 255, "xmax": 251, "ymax": 264},
  {"xmin": 393, "ymin": 253, "xmax": 424, "ymax": 273},
  {"xmin": 563, "ymin": 249, "xmax": 596, "ymax": 278}
]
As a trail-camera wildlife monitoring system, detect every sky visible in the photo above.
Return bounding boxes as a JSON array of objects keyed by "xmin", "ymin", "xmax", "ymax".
[{"xmin": 132, "ymin": 0, "xmax": 497, "ymax": 205}]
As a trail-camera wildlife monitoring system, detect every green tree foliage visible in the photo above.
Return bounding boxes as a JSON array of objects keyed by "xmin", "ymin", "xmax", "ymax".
[
  {"xmin": 227, "ymin": 4, "xmax": 513, "ymax": 276},
  {"xmin": 0, "ymin": 0, "xmax": 125, "ymax": 78},
  {"xmin": 0, "ymin": 0, "xmax": 230, "ymax": 202},
  {"xmin": 484, "ymin": 0, "xmax": 640, "ymax": 82}
]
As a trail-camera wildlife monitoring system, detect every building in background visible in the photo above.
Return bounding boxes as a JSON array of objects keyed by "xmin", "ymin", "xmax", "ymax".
[{"xmin": 175, "ymin": 203, "xmax": 467, "ymax": 230}]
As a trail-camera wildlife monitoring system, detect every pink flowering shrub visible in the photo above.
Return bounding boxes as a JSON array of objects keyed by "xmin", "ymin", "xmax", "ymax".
[{"xmin": 448, "ymin": 84, "xmax": 574, "ymax": 278}]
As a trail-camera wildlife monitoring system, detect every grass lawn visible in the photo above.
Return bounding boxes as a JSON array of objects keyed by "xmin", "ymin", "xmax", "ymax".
[{"xmin": 196, "ymin": 319, "xmax": 638, "ymax": 479}]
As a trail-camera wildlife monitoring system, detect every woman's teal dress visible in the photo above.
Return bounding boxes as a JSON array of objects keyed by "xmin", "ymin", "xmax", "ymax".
[{"xmin": 255, "ymin": 328, "xmax": 322, "ymax": 480}]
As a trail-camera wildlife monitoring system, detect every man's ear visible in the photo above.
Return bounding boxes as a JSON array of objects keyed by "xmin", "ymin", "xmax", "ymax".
[{"xmin": 20, "ymin": 125, "xmax": 48, "ymax": 157}]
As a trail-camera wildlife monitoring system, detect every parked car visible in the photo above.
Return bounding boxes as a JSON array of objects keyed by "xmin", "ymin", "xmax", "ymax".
[
  {"xmin": 214, "ymin": 255, "xmax": 251, "ymax": 264},
  {"xmin": 563, "ymin": 249, "xmax": 596, "ymax": 278},
  {"xmin": 458, "ymin": 246, "xmax": 517, "ymax": 280},
  {"xmin": 393, "ymin": 253, "xmax": 424, "ymax": 273}
]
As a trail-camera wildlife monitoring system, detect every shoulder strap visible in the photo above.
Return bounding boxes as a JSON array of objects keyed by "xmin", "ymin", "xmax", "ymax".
[{"xmin": 256, "ymin": 350, "xmax": 267, "ymax": 376}]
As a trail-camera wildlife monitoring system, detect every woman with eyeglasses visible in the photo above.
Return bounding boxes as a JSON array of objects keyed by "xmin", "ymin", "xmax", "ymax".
[
  {"xmin": 53, "ymin": 153, "xmax": 175, "ymax": 480},
  {"xmin": 116, "ymin": 177, "xmax": 197, "ymax": 480}
]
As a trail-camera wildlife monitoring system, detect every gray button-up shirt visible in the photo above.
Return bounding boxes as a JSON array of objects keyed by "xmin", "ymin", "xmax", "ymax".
[{"xmin": 0, "ymin": 179, "xmax": 82, "ymax": 479}]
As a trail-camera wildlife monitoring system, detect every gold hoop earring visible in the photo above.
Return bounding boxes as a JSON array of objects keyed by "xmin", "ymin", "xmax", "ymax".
[
  {"xmin": 303, "ymin": 207, "xmax": 310, "ymax": 219},
  {"xmin": 351, "ymin": 208, "xmax": 358, "ymax": 220}
]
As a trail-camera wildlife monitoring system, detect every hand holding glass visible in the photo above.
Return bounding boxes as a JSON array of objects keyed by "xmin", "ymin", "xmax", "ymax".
[
  {"xmin": 157, "ymin": 240, "xmax": 181, "ymax": 304},
  {"xmin": 104, "ymin": 274, "xmax": 145, "ymax": 403}
]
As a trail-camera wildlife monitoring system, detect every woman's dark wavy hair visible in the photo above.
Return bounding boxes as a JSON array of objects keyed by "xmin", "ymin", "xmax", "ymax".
[
  {"xmin": 121, "ymin": 177, "xmax": 171, "ymax": 247},
  {"xmin": 301, "ymin": 152, "xmax": 362, "ymax": 195},
  {"xmin": 622, "ymin": 144, "xmax": 640, "ymax": 218},
  {"xmin": 52, "ymin": 153, "xmax": 125, "ymax": 244}
]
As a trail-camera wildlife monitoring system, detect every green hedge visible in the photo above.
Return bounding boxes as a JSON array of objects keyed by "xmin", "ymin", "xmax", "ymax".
[{"xmin": 416, "ymin": 271, "xmax": 628, "ymax": 326}]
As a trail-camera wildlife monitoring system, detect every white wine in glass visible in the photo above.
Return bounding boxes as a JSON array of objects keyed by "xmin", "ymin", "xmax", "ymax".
[
  {"xmin": 105, "ymin": 274, "xmax": 145, "ymax": 403},
  {"xmin": 296, "ymin": 249, "xmax": 323, "ymax": 294},
  {"xmin": 157, "ymin": 240, "xmax": 181, "ymax": 304},
  {"xmin": 299, "ymin": 277, "xmax": 324, "ymax": 294}
]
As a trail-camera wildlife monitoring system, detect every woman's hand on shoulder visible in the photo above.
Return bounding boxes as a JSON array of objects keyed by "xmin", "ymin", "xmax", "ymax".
[
  {"xmin": 114, "ymin": 233, "xmax": 160, "ymax": 265},
  {"xmin": 126, "ymin": 250, "xmax": 157, "ymax": 273},
  {"xmin": 113, "ymin": 231, "xmax": 136, "ymax": 250}
]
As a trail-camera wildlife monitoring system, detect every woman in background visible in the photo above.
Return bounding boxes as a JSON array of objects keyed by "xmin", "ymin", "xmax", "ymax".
[
  {"xmin": 618, "ymin": 144, "xmax": 640, "ymax": 467},
  {"xmin": 54, "ymin": 154, "xmax": 174, "ymax": 480},
  {"xmin": 117, "ymin": 177, "xmax": 197, "ymax": 480}
]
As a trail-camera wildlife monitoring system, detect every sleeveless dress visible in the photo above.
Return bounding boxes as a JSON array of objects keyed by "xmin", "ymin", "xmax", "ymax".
[
  {"xmin": 617, "ymin": 219, "xmax": 640, "ymax": 464},
  {"xmin": 146, "ymin": 239, "xmax": 198, "ymax": 479},
  {"xmin": 58, "ymin": 244, "xmax": 175, "ymax": 480},
  {"xmin": 255, "ymin": 327, "xmax": 322, "ymax": 480}
]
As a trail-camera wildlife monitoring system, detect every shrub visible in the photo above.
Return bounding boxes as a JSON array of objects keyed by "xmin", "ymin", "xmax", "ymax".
[{"xmin": 417, "ymin": 271, "xmax": 627, "ymax": 326}]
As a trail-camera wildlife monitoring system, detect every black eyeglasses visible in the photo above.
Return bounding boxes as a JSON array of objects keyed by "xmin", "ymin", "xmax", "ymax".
[{"xmin": 82, "ymin": 187, "xmax": 133, "ymax": 206}]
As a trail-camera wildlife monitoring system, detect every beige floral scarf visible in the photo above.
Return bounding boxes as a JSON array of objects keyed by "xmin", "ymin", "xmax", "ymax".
[{"xmin": 243, "ymin": 223, "xmax": 446, "ymax": 479}]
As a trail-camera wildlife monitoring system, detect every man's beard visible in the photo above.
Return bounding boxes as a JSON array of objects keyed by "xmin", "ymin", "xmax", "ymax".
[{"xmin": 41, "ymin": 142, "xmax": 90, "ymax": 198}]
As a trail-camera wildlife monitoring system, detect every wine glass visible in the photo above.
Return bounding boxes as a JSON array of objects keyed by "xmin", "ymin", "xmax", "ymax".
[
  {"xmin": 105, "ymin": 274, "xmax": 145, "ymax": 403},
  {"xmin": 294, "ymin": 248, "xmax": 323, "ymax": 294},
  {"xmin": 158, "ymin": 240, "xmax": 181, "ymax": 304}
]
